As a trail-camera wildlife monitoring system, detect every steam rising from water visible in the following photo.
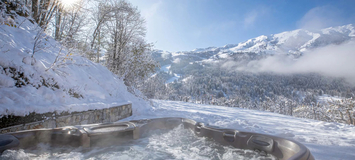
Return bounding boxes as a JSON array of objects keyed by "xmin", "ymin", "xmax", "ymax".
[
  {"xmin": 222, "ymin": 41, "xmax": 355, "ymax": 84},
  {"xmin": 1, "ymin": 125, "xmax": 275, "ymax": 160}
]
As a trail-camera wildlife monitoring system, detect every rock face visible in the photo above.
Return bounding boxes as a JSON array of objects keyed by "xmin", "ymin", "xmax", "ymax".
[{"xmin": 0, "ymin": 103, "xmax": 132, "ymax": 133}]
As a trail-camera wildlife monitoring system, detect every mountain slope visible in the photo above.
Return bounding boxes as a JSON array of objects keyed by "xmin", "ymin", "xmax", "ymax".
[
  {"xmin": 195, "ymin": 24, "xmax": 354, "ymax": 55},
  {"xmin": 143, "ymin": 24, "xmax": 355, "ymax": 125},
  {"xmin": 151, "ymin": 24, "xmax": 355, "ymax": 83}
]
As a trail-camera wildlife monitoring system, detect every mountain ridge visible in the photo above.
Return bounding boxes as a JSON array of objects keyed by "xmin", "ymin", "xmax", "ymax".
[
  {"xmin": 151, "ymin": 24, "xmax": 355, "ymax": 84},
  {"xmin": 155, "ymin": 24, "xmax": 354, "ymax": 56}
]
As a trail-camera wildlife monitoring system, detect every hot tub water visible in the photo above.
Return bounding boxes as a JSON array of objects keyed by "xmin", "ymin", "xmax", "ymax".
[{"xmin": 1, "ymin": 125, "xmax": 276, "ymax": 160}]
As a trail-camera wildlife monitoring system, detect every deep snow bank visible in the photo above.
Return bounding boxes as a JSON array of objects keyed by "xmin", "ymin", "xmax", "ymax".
[{"xmin": 0, "ymin": 17, "xmax": 150, "ymax": 116}]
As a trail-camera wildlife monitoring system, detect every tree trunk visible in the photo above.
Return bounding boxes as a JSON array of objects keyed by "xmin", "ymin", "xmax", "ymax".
[
  {"xmin": 96, "ymin": 31, "xmax": 101, "ymax": 63},
  {"xmin": 55, "ymin": 7, "xmax": 62, "ymax": 41},
  {"xmin": 346, "ymin": 109, "xmax": 353, "ymax": 125},
  {"xmin": 39, "ymin": 0, "xmax": 50, "ymax": 27},
  {"xmin": 290, "ymin": 104, "xmax": 293, "ymax": 116},
  {"xmin": 338, "ymin": 110, "xmax": 346, "ymax": 123},
  {"xmin": 32, "ymin": 0, "xmax": 39, "ymax": 23}
]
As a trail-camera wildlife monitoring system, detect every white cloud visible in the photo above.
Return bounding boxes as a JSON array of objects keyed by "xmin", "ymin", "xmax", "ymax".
[
  {"xmin": 297, "ymin": 6, "xmax": 343, "ymax": 30},
  {"xmin": 222, "ymin": 41, "xmax": 355, "ymax": 84}
]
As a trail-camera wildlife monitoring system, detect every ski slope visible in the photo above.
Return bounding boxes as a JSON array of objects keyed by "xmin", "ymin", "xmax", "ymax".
[{"xmin": 123, "ymin": 100, "xmax": 355, "ymax": 160}]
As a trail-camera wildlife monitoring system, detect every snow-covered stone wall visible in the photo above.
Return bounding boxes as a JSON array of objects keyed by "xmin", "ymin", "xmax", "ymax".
[{"xmin": 0, "ymin": 103, "xmax": 132, "ymax": 133}]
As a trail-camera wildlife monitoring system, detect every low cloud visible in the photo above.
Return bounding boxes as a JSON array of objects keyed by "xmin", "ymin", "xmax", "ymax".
[{"xmin": 222, "ymin": 41, "xmax": 355, "ymax": 84}]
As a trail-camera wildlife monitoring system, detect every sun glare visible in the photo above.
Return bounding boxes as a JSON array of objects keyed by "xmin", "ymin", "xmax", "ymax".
[{"xmin": 60, "ymin": 0, "xmax": 78, "ymax": 8}]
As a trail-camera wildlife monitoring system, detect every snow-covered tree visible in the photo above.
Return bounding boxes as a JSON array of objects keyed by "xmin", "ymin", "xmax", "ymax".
[
  {"xmin": 328, "ymin": 98, "xmax": 355, "ymax": 125},
  {"xmin": 103, "ymin": 0, "xmax": 158, "ymax": 88}
]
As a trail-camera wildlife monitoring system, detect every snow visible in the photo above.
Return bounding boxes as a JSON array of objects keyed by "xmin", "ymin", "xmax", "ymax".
[
  {"xmin": 318, "ymin": 94, "xmax": 343, "ymax": 104},
  {"xmin": 0, "ymin": 73, "xmax": 15, "ymax": 87},
  {"xmin": 191, "ymin": 24, "xmax": 354, "ymax": 55},
  {"xmin": 171, "ymin": 52, "xmax": 186, "ymax": 57},
  {"xmin": 160, "ymin": 51, "xmax": 172, "ymax": 60},
  {"xmin": 152, "ymin": 24, "xmax": 355, "ymax": 87},
  {"xmin": 201, "ymin": 58, "xmax": 219, "ymax": 64},
  {"xmin": 166, "ymin": 73, "xmax": 181, "ymax": 84},
  {"xmin": 1, "ymin": 12, "xmax": 355, "ymax": 160},
  {"xmin": 159, "ymin": 64, "xmax": 182, "ymax": 84},
  {"xmin": 160, "ymin": 64, "xmax": 171, "ymax": 73},
  {"xmin": 192, "ymin": 47, "xmax": 218, "ymax": 53},
  {"xmin": 182, "ymin": 75, "xmax": 193, "ymax": 83},
  {"xmin": 172, "ymin": 58, "xmax": 181, "ymax": 63},
  {"xmin": 217, "ymin": 53, "xmax": 230, "ymax": 59},
  {"xmin": 0, "ymin": 17, "xmax": 150, "ymax": 116},
  {"xmin": 299, "ymin": 32, "xmax": 321, "ymax": 49},
  {"xmin": 120, "ymin": 100, "xmax": 355, "ymax": 160},
  {"xmin": 1, "ymin": 96, "xmax": 355, "ymax": 159}
]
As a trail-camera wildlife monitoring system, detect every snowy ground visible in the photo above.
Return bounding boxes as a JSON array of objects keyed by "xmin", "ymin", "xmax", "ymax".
[
  {"xmin": 0, "ymin": 17, "xmax": 150, "ymax": 116},
  {"xmin": 2, "ymin": 99, "xmax": 354, "ymax": 159},
  {"xmin": 158, "ymin": 64, "xmax": 181, "ymax": 84},
  {"xmin": 166, "ymin": 73, "xmax": 181, "ymax": 84},
  {"xmin": 160, "ymin": 64, "xmax": 171, "ymax": 73},
  {"xmin": 122, "ymin": 100, "xmax": 355, "ymax": 160},
  {"xmin": 318, "ymin": 94, "xmax": 343, "ymax": 104}
]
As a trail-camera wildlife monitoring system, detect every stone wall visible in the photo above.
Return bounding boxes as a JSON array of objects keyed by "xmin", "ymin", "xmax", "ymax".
[{"xmin": 0, "ymin": 103, "xmax": 132, "ymax": 134}]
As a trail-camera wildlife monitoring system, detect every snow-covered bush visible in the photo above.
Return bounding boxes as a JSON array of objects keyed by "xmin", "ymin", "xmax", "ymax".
[
  {"xmin": 0, "ymin": 0, "xmax": 30, "ymax": 28},
  {"xmin": 327, "ymin": 98, "xmax": 355, "ymax": 125}
]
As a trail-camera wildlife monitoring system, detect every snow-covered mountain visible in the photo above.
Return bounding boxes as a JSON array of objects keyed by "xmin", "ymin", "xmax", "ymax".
[
  {"xmin": 190, "ymin": 24, "xmax": 354, "ymax": 54},
  {"xmin": 220, "ymin": 24, "xmax": 354, "ymax": 54},
  {"xmin": 152, "ymin": 24, "xmax": 355, "ymax": 83}
]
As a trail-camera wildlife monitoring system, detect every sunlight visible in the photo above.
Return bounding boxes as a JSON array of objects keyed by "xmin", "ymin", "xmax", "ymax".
[{"xmin": 60, "ymin": 0, "xmax": 79, "ymax": 8}]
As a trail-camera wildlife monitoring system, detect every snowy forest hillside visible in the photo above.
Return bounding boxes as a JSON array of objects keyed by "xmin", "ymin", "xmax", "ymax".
[
  {"xmin": 0, "ymin": 0, "xmax": 152, "ymax": 116},
  {"xmin": 142, "ymin": 25, "xmax": 355, "ymax": 126}
]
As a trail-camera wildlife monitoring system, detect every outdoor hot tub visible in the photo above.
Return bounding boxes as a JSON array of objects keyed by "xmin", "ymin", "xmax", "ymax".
[{"xmin": 0, "ymin": 117, "xmax": 314, "ymax": 160}]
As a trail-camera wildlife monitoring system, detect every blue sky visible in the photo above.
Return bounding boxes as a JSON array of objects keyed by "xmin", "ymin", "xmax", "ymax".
[{"xmin": 129, "ymin": 0, "xmax": 355, "ymax": 52}]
